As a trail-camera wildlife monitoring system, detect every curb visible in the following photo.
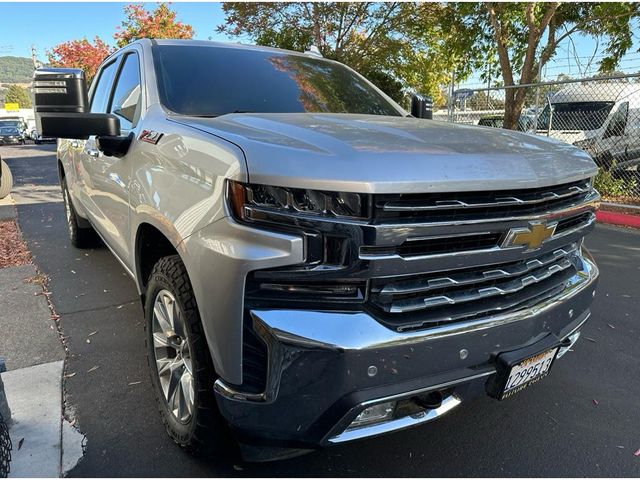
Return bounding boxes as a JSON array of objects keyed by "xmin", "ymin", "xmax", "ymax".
[{"xmin": 597, "ymin": 209, "xmax": 640, "ymax": 229}]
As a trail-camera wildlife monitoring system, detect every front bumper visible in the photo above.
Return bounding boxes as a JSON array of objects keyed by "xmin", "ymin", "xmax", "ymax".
[
  {"xmin": 0, "ymin": 137, "xmax": 21, "ymax": 145},
  {"xmin": 214, "ymin": 254, "xmax": 598, "ymax": 448}
]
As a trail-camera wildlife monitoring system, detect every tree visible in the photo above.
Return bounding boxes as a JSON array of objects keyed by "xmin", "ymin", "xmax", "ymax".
[
  {"xmin": 433, "ymin": 2, "xmax": 640, "ymax": 129},
  {"xmin": 114, "ymin": 3, "xmax": 194, "ymax": 48},
  {"xmin": 218, "ymin": 2, "xmax": 454, "ymax": 103},
  {"xmin": 47, "ymin": 37, "xmax": 112, "ymax": 84},
  {"xmin": 4, "ymin": 84, "xmax": 32, "ymax": 108}
]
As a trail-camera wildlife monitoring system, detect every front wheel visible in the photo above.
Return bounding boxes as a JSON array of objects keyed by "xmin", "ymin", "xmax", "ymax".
[{"xmin": 145, "ymin": 255, "xmax": 233, "ymax": 456}]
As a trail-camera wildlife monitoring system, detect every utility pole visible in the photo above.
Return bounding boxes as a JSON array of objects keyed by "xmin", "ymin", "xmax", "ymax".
[
  {"xmin": 533, "ymin": 58, "xmax": 543, "ymax": 131},
  {"xmin": 31, "ymin": 45, "xmax": 39, "ymax": 69},
  {"xmin": 448, "ymin": 69, "xmax": 455, "ymax": 122},
  {"xmin": 486, "ymin": 63, "xmax": 492, "ymax": 110}
]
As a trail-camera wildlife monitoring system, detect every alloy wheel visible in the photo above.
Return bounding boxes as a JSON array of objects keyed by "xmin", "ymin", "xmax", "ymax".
[{"xmin": 151, "ymin": 289, "xmax": 195, "ymax": 424}]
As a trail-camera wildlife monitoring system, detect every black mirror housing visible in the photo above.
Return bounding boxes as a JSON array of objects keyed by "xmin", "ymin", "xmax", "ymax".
[
  {"xmin": 39, "ymin": 113, "xmax": 121, "ymax": 140},
  {"xmin": 411, "ymin": 93, "xmax": 433, "ymax": 119},
  {"xmin": 33, "ymin": 68, "xmax": 121, "ymax": 139},
  {"xmin": 33, "ymin": 68, "xmax": 89, "ymax": 114},
  {"xmin": 96, "ymin": 132, "xmax": 134, "ymax": 158}
]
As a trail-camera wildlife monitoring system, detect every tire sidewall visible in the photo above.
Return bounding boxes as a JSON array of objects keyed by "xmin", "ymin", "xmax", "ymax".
[{"xmin": 61, "ymin": 177, "xmax": 79, "ymax": 244}]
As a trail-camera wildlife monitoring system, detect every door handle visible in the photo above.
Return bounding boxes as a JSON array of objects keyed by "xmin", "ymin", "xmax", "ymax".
[{"xmin": 85, "ymin": 148, "xmax": 100, "ymax": 158}]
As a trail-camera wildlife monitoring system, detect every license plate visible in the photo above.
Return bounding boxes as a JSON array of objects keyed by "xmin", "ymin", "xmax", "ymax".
[{"xmin": 501, "ymin": 347, "xmax": 558, "ymax": 399}]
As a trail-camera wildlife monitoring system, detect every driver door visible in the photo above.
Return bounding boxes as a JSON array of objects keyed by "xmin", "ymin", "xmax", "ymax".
[{"xmin": 85, "ymin": 51, "xmax": 143, "ymax": 266}]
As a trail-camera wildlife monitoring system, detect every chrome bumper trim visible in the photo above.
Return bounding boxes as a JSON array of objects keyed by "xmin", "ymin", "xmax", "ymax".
[{"xmin": 328, "ymin": 393, "xmax": 463, "ymax": 444}]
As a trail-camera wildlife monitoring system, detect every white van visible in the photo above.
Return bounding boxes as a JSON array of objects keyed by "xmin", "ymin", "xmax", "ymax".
[{"xmin": 536, "ymin": 83, "xmax": 640, "ymax": 172}]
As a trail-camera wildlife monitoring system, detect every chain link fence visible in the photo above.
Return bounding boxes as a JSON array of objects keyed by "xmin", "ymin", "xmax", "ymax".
[{"xmin": 435, "ymin": 74, "xmax": 640, "ymax": 206}]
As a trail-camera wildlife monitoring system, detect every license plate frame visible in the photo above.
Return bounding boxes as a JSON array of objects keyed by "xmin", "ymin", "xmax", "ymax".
[
  {"xmin": 486, "ymin": 335, "xmax": 564, "ymax": 400},
  {"xmin": 500, "ymin": 347, "xmax": 559, "ymax": 399}
]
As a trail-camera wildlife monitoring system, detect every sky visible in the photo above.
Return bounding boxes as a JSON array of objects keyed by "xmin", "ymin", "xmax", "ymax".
[
  {"xmin": 0, "ymin": 2, "xmax": 232, "ymax": 60},
  {"xmin": 1, "ymin": 1, "xmax": 639, "ymax": 86}
]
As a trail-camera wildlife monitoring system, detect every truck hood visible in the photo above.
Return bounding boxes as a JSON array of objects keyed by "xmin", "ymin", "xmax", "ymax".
[{"xmin": 172, "ymin": 113, "xmax": 598, "ymax": 193}]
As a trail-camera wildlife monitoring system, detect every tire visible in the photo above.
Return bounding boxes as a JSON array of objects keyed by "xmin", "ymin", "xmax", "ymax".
[
  {"xmin": 144, "ymin": 255, "xmax": 233, "ymax": 456},
  {"xmin": 60, "ymin": 176, "xmax": 97, "ymax": 248},
  {"xmin": 0, "ymin": 161, "xmax": 12, "ymax": 199}
]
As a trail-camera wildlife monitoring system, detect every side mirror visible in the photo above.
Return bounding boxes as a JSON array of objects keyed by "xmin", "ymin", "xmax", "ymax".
[
  {"xmin": 33, "ymin": 68, "xmax": 120, "ymax": 139},
  {"xmin": 411, "ymin": 93, "xmax": 433, "ymax": 119}
]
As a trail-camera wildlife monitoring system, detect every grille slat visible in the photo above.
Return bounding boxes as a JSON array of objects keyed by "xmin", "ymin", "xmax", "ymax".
[
  {"xmin": 384, "ymin": 258, "xmax": 573, "ymax": 314},
  {"xmin": 382, "ymin": 183, "xmax": 589, "ymax": 212},
  {"xmin": 374, "ymin": 246, "xmax": 576, "ymax": 297},
  {"xmin": 375, "ymin": 179, "xmax": 593, "ymax": 223}
]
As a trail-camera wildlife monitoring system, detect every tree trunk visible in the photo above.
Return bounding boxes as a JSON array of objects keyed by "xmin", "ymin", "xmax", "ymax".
[
  {"xmin": 487, "ymin": 2, "xmax": 559, "ymax": 130},
  {"xmin": 503, "ymin": 88, "xmax": 528, "ymax": 130}
]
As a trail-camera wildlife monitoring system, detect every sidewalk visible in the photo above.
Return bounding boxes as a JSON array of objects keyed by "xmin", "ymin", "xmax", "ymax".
[{"xmin": 0, "ymin": 187, "xmax": 83, "ymax": 476}]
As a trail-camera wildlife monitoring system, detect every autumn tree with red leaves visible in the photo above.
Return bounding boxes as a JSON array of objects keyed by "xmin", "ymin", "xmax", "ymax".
[
  {"xmin": 114, "ymin": 3, "xmax": 194, "ymax": 48},
  {"xmin": 47, "ymin": 36, "xmax": 112, "ymax": 83}
]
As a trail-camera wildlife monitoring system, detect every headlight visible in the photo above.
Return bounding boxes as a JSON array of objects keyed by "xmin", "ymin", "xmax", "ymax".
[{"xmin": 227, "ymin": 180, "xmax": 370, "ymax": 224}]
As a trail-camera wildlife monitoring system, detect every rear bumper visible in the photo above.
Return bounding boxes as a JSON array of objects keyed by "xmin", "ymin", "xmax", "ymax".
[{"xmin": 214, "ymin": 253, "xmax": 598, "ymax": 448}]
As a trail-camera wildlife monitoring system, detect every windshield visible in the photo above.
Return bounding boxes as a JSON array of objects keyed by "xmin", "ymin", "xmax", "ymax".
[
  {"xmin": 153, "ymin": 45, "xmax": 403, "ymax": 117},
  {"xmin": 0, "ymin": 121, "xmax": 22, "ymax": 129},
  {"xmin": 537, "ymin": 102, "xmax": 614, "ymax": 131},
  {"xmin": 0, "ymin": 127, "xmax": 18, "ymax": 135}
]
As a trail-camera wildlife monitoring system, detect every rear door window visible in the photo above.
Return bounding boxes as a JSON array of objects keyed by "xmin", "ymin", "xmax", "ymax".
[{"xmin": 109, "ymin": 53, "xmax": 142, "ymax": 131}]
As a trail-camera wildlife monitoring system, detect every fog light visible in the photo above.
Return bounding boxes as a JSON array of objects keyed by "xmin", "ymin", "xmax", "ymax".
[{"xmin": 348, "ymin": 401, "xmax": 396, "ymax": 429}]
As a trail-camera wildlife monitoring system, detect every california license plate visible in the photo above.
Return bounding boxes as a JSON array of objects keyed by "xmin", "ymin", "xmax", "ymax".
[{"xmin": 501, "ymin": 347, "xmax": 558, "ymax": 399}]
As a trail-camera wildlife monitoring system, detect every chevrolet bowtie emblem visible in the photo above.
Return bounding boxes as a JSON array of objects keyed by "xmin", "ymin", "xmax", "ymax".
[{"xmin": 503, "ymin": 221, "xmax": 557, "ymax": 250}]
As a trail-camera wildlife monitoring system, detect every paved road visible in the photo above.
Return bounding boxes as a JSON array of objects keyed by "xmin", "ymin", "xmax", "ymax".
[{"xmin": 3, "ymin": 144, "xmax": 639, "ymax": 477}]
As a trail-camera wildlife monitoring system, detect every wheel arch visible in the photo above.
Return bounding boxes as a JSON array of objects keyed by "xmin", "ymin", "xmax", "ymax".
[
  {"xmin": 134, "ymin": 221, "xmax": 184, "ymax": 301},
  {"xmin": 57, "ymin": 158, "xmax": 65, "ymax": 181}
]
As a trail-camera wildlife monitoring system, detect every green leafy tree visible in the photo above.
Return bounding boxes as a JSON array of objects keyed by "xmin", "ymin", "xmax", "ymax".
[
  {"xmin": 4, "ymin": 84, "xmax": 32, "ymax": 108},
  {"xmin": 218, "ymin": 2, "xmax": 453, "ymax": 103},
  {"xmin": 427, "ymin": 2, "xmax": 640, "ymax": 129}
]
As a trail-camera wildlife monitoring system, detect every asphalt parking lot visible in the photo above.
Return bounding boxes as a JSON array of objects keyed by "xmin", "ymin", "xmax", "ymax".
[{"xmin": 2, "ymin": 144, "xmax": 639, "ymax": 477}]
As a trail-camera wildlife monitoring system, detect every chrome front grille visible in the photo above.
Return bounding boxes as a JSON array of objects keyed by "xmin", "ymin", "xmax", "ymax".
[
  {"xmin": 246, "ymin": 178, "xmax": 598, "ymax": 333},
  {"xmin": 369, "ymin": 244, "xmax": 581, "ymax": 332}
]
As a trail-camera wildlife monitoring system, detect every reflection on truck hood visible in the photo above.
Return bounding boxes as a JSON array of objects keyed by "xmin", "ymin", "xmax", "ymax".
[{"xmin": 174, "ymin": 113, "xmax": 598, "ymax": 193}]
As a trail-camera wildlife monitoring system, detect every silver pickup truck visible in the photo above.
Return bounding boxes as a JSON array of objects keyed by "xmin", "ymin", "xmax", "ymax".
[{"xmin": 33, "ymin": 39, "xmax": 599, "ymax": 461}]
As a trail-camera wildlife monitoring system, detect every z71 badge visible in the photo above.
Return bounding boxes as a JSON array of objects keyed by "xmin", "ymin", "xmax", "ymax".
[{"xmin": 139, "ymin": 130, "xmax": 163, "ymax": 144}]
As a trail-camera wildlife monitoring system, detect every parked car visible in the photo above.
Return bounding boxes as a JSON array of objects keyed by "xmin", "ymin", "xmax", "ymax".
[
  {"xmin": 34, "ymin": 39, "xmax": 600, "ymax": 461},
  {"xmin": 478, "ymin": 114, "xmax": 536, "ymax": 132},
  {"xmin": 0, "ymin": 119, "xmax": 28, "ymax": 142},
  {"xmin": 0, "ymin": 127, "xmax": 25, "ymax": 145},
  {"xmin": 536, "ymin": 83, "xmax": 640, "ymax": 172}
]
